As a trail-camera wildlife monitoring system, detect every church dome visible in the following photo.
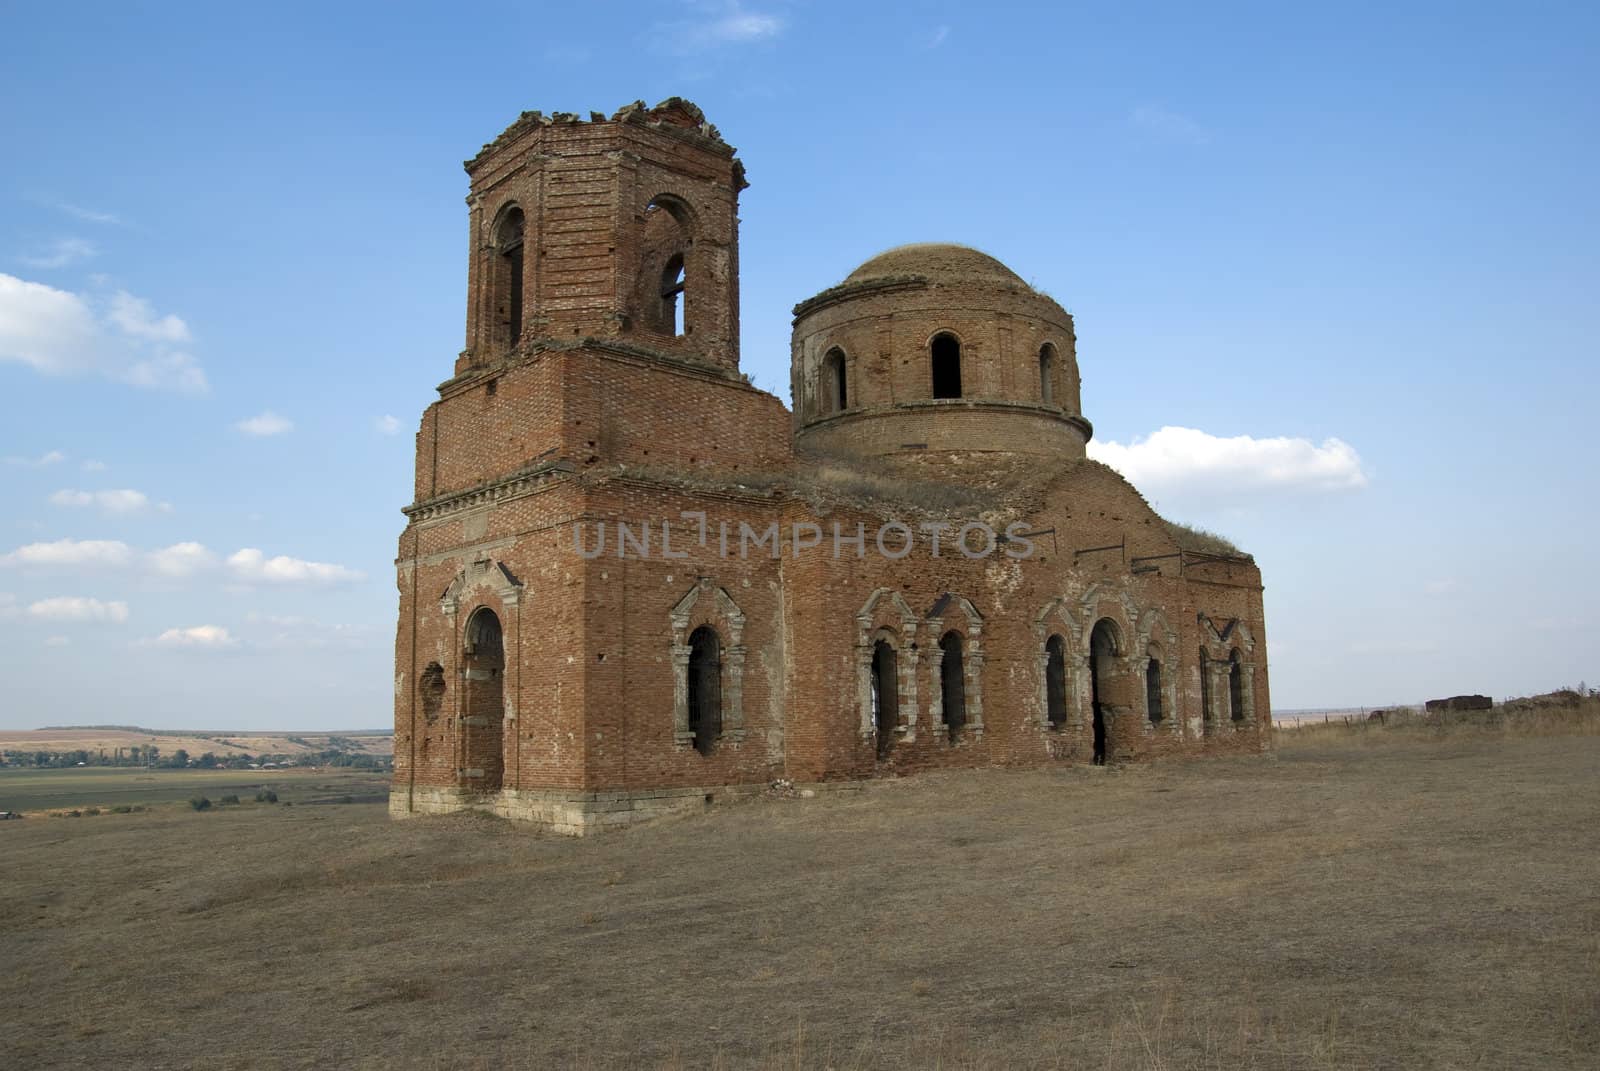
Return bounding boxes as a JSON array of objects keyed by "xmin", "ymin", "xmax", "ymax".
[
  {"xmin": 790, "ymin": 243, "xmax": 1091, "ymax": 478},
  {"xmin": 843, "ymin": 243, "xmax": 1028, "ymax": 288}
]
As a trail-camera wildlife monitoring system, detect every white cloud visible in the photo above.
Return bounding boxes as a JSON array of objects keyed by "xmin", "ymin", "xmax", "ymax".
[
  {"xmin": 236, "ymin": 411, "xmax": 293, "ymax": 437},
  {"xmin": 108, "ymin": 291, "xmax": 191, "ymax": 343},
  {"xmin": 120, "ymin": 350, "xmax": 208, "ymax": 393},
  {"xmin": 147, "ymin": 542, "xmax": 217, "ymax": 577},
  {"xmin": 19, "ymin": 237, "xmax": 97, "ymax": 270},
  {"xmin": 1088, "ymin": 426, "xmax": 1369, "ymax": 505},
  {"xmin": 375, "ymin": 414, "xmax": 401, "ymax": 435},
  {"xmin": 227, "ymin": 548, "xmax": 364, "ymax": 585},
  {"xmin": 926, "ymin": 25, "xmax": 950, "ymax": 48},
  {"xmin": 658, "ymin": 1, "xmax": 784, "ymax": 52},
  {"xmin": 82, "ymin": 459, "xmax": 107, "ymax": 472},
  {"xmin": 1131, "ymin": 105, "xmax": 1211, "ymax": 146},
  {"xmin": 5, "ymin": 449, "xmax": 66, "ymax": 467},
  {"xmin": 0, "ymin": 273, "xmax": 207, "ymax": 393},
  {"xmin": 0, "ymin": 538, "xmax": 135, "ymax": 568},
  {"xmin": 27, "ymin": 596, "xmax": 129, "ymax": 623},
  {"xmin": 149, "ymin": 624, "xmax": 238, "ymax": 649},
  {"xmin": 50, "ymin": 488, "xmax": 165, "ymax": 514},
  {"xmin": 44, "ymin": 635, "xmax": 69, "ymax": 647}
]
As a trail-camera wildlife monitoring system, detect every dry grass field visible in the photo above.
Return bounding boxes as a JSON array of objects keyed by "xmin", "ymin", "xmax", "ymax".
[{"xmin": 2, "ymin": 715, "xmax": 1597, "ymax": 1070}]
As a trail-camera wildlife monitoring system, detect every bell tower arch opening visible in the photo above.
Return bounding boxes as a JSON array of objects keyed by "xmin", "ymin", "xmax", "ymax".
[{"xmin": 491, "ymin": 206, "xmax": 525, "ymax": 353}]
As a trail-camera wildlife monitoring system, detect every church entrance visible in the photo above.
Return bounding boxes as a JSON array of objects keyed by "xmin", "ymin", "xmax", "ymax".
[
  {"xmin": 1089, "ymin": 619, "xmax": 1119, "ymax": 765},
  {"xmin": 462, "ymin": 608, "xmax": 505, "ymax": 793},
  {"xmin": 871, "ymin": 639, "xmax": 898, "ymax": 760}
]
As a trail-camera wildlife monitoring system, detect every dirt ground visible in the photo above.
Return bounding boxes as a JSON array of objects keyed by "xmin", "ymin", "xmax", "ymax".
[{"xmin": 2, "ymin": 732, "xmax": 1596, "ymax": 1070}]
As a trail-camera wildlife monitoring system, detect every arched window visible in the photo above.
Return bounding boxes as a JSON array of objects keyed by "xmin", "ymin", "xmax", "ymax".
[
  {"xmin": 494, "ymin": 208, "xmax": 526, "ymax": 351},
  {"xmin": 871, "ymin": 638, "xmax": 898, "ymax": 759},
  {"xmin": 687, "ymin": 626, "xmax": 722, "ymax": 756},
  {"xmin": 823, "ymin": 347, "xmax": 847, "ymax": 414},
  {"xmin": 1228, "ymin": 649, "xmax": 1245, "ymax": 722},
  {"xmin": 940, "ymin": 631, "xmax": 967, "ymax": 743},
  {"xmin": 1199, "ymin": 649, "xmax": 1213, "ymax": 727},
  {"xmin": 931, "ymin": 332, "xmax": 962, "ymax": 399},
  {"xmin": 1045, "ymin": 634, "xmax": 1068, "ymax": 729},
  {"xmin": 1146, "ymin": 658, "xmax": 1164, "ymax": 724},
  {"xmin": 661, "ymin": 253, "xmax": 686, "ymax": 337},
  {"xmin": 1038, "ymin": 343, "xmax": 1056, "ymax": 405}
]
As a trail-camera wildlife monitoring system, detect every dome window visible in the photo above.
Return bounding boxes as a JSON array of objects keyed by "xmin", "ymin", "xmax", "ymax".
[{"xmin": 931, "ymin": 332, "xmax": 962, "ymax": 399}]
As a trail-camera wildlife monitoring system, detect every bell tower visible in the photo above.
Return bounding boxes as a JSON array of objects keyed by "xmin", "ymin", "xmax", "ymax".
[{"xmin": 458, "ymin": 98, "xmax": 746, "ymax": 376}]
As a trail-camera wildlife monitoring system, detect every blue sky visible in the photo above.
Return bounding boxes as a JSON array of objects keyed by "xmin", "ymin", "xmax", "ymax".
[{"xmin": 1, "ymin": 1, "xmax": 1596, "ymax": 729}]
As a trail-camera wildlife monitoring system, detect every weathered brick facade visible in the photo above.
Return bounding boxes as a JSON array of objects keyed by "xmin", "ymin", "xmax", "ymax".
[{"xmin": 391, "ymin": 100, "xmax": 1271, "ymax": 833}]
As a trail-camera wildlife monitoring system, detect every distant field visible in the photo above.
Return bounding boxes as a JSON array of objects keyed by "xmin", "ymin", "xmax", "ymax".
[
  {"xmin": 0, "ymin": 726, "xmax": 392, "ymax": 759},
  {"xmin": 0, "ymin": 766, "xmax": 389, "ymax": 812},
  {"xmin": 2, "ymin": 727, "xmax": 1596, "ymax": 1069}
]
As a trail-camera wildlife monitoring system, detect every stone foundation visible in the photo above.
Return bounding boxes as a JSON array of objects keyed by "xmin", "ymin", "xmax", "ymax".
[{"xmin": 389, "ymin": 782, "xmax": 772, "ymax": 836}]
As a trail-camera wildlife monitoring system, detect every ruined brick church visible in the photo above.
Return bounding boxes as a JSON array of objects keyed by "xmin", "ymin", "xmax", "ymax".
[{"xmin": 391, "ymin": 99, "xmax": 1271, "ymax": 833}]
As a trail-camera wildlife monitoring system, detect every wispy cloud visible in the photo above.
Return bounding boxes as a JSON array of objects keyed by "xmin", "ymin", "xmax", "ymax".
[
  {"xmin": 656, "ymin": 1, "xmax": 785, "ymax": 54},
  {"xmin": 375, "ymin": 414, "xmax": 402, "ymax": 435},
  {"xmin": 5, "ymin": 449, "xmax": 66, "ymax": 468},
  {"xmin": 1130, "ymin": 105, "xmax": 1211, "ymax": 146},
  {"xmin": 50, "ymin": 488, "xmax": 169, "ymax": 514},
  {"xmin": 0, "ymin": 273, "xmax": 207, "ymax": 393},
  {"xmin": 81, "ymin": 459, "xmax": 107, "ymax": 472},
  {"xmin": 1088, "ymin": 426, "xmax": 1368, "ymax": 507},
  {"xmin": 147, "ymin": 624, "xmax": 238, "ymax": 649},
  {"xmin": 18, "ymin": 237, "xmax": 97, "ymax": 270},
  {"xmin": 246, "ymin": 611, "xmax": 380, "ymax": 651},
  {"xmin": 41, "ymin": 198, "xmax": 125, "ymax": 226},
  {"xmin": 926, "ymin": 25, "xmax": 950, "ymax": 48},
  {"xmin": 236, "ymin": 411, "xmax": 293, "ymax": 437},
  {"xmin": 27, "ymin": 596, "xmax": 129, "ymax": 623}
]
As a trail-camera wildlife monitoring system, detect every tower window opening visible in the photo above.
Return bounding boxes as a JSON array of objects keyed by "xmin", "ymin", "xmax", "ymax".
[
  {"xmin": 1039, "ymin": 343, "xmax": 1056, "ymax": 405},
  {"xmin": 494, "ymin": 207, "xmax": 525, "ymax": 351},
  {"xmin": 662, "ymin": 254, "xmax": 686, "ymax": 337},
  {"xmin": 823, "ymin": 347, "xmax": 847, "ymax": 414},
  {"xmin": 931, "ymin": 333, "xmax": 962, "ymax": 399}
]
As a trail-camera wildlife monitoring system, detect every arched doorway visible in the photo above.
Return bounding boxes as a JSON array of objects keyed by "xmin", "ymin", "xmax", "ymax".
[
  {"xmin": 687, "ymin": 626, "xmax": 722, "ymax": 756},
  {"xmin": 871, "ymin": 638, "xmax": 898, "ymax": 759},
  {"xmin": 463, "ymin": 607, "xmax": 505, "ymax": 793},
  {"xmin": 1089, "ymin": 619, "xmax": 1120, "ymax": 765}
]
